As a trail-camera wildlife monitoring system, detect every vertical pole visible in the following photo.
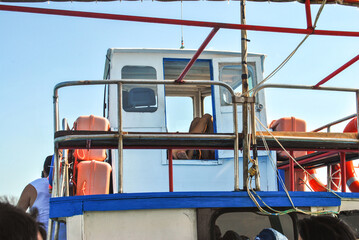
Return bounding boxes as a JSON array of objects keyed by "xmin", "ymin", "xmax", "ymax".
[
  {"xmin": 251, "ymin": 101, "xmax": 260, "ymax": 190},
  {"xmin": 289, "ymin": 151, "xmax": 294, "ymax": 191},
  {"xmin": 241, "ymin": 0, "xmax": 249, "ymax": 190},
  {"xmin": 340, "ymin": 152, "xmax": 346, "ymax": 192},
  {"xmin": 356, "ymin": 91, "xmax": 359, "ymax": 138},
  {"xmin": 304, "ymin": 0, "xmax": 313, "ymax": 30},
  {"xmin": 327, "ymin": 165, "xmax": 332, "ymax": 191},
  {"xmin": 53, "ymin": 91, "xmax": 60, "ymax": 197},
  {"xmin": 168, "ymin": 149, "xmax": 174, "ymax": 192},
  {"xmin": 117, "ymin": 83, "xmax": 124, "ymax": 193},
  {"xmin": 50, "ymin": 90, "xmax": 60, "ymax": 240},
  {"xmin": 233, "ymin": 101, "xmax": 239, "ymax": 191}
]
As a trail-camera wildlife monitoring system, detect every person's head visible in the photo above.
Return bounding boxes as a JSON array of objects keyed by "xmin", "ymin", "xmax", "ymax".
[
  {"xmin": 42, "ymin": 155, "xmax": 52, "ymax": 178},
  {"xmin": 0, "ymin": 201, "xmax": 39, "ymax": 240},
  {"xmin": 298, "ymin": 215, "xmax": 356, "ymax": 240},
  {"xmin": 255, "ymin": 228, "xmax": 288, "ymax": 240}
]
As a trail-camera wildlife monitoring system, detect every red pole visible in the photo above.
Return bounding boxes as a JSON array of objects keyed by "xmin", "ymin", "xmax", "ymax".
[
  {"xmin": 289, "ymin": 151, "xmax": 295, "ymax": 191},
  {"xmin": 313, "ymin": 54, "xmax": 359, "ymax": 88},
  {"xmin": 168, "ymin": 149, "xmax": 174, "ymax": 192},
  {"xmin": 340, "ymin": 152, "xmax": 347, "ymax": 192},
  {"xmin": 305, "ymin": 0, "xmax": 313, "ymax": 30},
  {"xmin": 0, "ymin": 5, "xmax": 359, "ymax": 37},
  {"xmin": 278, "ymin": 151, "xmax": 336, "ymax": 170},
  {"xmin": 176, "ymin": 27, "xmax": 219, "ymax": 83}
]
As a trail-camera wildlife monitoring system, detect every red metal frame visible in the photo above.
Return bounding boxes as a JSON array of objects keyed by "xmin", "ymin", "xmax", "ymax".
[
  {"xmin": 278, "ymin": 152, "xmax": 338, "ymax": 170},
  {"xmin": 0, "ymin": 5, "xmax": 358, "ymax": 37},
  {"xmin": 289, "ymin": 151, "xmax": 294, "ymax": 191},
  {"xmin": 176, "ymin": 27, "xmax": 219, "ymax": 83},
  {"xmin": 313, "ymin": 54, "xmax": 359, "ymax": 88},
  {"xmin": 340, "ymin": 152, "xmax": 347, "ymax": 192},
  {"xmin": 304, "ymin": 0, "xmax": 313, "ymax": 30}
]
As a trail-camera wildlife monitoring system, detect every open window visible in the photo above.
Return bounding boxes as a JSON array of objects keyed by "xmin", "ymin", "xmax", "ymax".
[{"xmin": 163, "ymin": 58, "xmax": 217, "ymax": 163}]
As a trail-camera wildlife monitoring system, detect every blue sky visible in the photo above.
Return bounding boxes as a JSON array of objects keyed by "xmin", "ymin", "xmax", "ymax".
[{"xmin": 0, "ymin": 1, "xmax": 358, "ymax": 198}]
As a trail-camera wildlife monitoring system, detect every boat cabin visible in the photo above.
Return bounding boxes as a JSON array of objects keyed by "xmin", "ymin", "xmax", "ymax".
[{"xmin": 102, "ymin": 48, "xmax": 275, "ymax": 193}]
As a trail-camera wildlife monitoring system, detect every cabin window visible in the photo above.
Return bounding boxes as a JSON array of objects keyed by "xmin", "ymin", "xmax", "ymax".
[
  {"xmin": 213, "ymin": 211, "xmax": 295, "ymax": 240},
  {"xmin": 121, "ymin": 66, "xmax": 158, "ymax": 112},
  {"xmin": 219, "ymin": 64, "xmax": 255, "ymax": 106}
]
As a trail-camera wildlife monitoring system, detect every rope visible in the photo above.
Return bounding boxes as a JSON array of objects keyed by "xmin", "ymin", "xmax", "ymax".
[
  {"xmin": 255, "ymin": 116, "xmax": 342, "ymax": 199},
  {"xmin": 244, "ymin": 116, "xmax": 341, "ymax": 216},
  {"xmin": 244, "ymin": 0, "xmax": 328, "ymax": 96}
]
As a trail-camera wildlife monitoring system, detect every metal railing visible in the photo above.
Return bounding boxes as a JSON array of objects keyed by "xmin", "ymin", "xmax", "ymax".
[
  {"xmin": 53, "ymin": 79, "xmax": 240, "ymax": 197},
  {"xmin": 249, "ymin": 83, "xmax": 359, "ymax": 192}
]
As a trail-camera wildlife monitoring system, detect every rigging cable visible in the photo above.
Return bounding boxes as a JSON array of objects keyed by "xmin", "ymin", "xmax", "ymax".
[
  {"xmin": 244, "ymin": 0, "xmax": 328, "ymax": 96},
  {"xmin": 245, "ymin": 116, "xmax": 341, "ymax": 216}
]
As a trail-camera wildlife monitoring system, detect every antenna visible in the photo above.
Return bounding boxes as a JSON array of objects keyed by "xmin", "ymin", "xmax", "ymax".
[{"xmin": 180, "ymin": 1, "xmax": 185, "ymax": 49}]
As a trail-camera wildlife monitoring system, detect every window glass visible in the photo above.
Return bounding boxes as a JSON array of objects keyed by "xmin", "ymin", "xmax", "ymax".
[
  {"xmin": 166, "ymin": 97, "xmax": 194, "ymax": 132},
  {"xmin": 219, "ymin": 64, "xmax": 254, "ymax": 106},
  {"xmin": 163, "ymin": 59, "xmax": 211, "ymax": 80},
  {"xmin": 121, "ymin": 66, "xmax": 158, "ymax": 112},
  {"xmin": 203, "ymin": 95, "xmax": 213, "ymax": 116}
]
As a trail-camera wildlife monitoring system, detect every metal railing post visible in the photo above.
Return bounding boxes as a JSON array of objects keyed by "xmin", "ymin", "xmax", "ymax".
[
  {"xmin": 340, "ymin": 152, "xmax": 347, "ymax": 192},
  {"xmin": 168, "ymin": 149, "xmax": 174, "ymax": 192},
  {"xmin": 117, "ymin": 82, "xmax": 124, "ymax": 193}
]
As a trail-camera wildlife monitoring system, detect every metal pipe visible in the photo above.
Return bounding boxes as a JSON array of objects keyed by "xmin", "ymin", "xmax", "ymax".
[
  {"xmin": 168, "ymin": 149, "xmax": 174, "ymax": 192},
  {"xmin": 1, "ymin": 4, "xmax": 359, "ymax": 37},
  {"xmin": 117, "ymin": 82, "xmax": 124, "ymax": 194},
  {"xmin": 313, "ymin": 55, "xmax": 359, "ymax": 88},
  {"xmin": 278, "ymin": 152, "xmax": 338, "ymax": 169},
  {"xmin": 304, "ymin": 0, "xmax": 313, "ymax": 30},
  {"xmin": 233, "ymin": 101, "xmax": 240, "ymax": 191},
  {"xmin": 252, "ymin": 83, "xmax": 359, "ymax": 96},
  {"xmin": 289, "ymin": 150, "xmax": 294, "ymax": 191},
  {"xmin": 55, "ymin": 133, "xmax": 235, "ymax": 143},
  {"xmin": 124, "ymin": 133, "xmax": 236, "ymax": 139},
  {"xmin": 241, "ymin": 0, "xmax": 249, "ymax": 191},
  {"xmin": 250, "ymin": 101, "xmax": 260, "ymax": 190},
  {"xmin": 54, "ymin": 79, "xmax": 235, "ymax": 97},
  {"xmin": 356, "ymin": 91, "xmax": 359, "ymax": 138},
  {"xmin": 327, "ymin": 164, "xmax": 332, "ymax": 191},
  {"xmin": 312, "ymin": 113, "xmax": 356, "ymax": 132},
  {"xmin": 340, "ymin": 152, "xmax": 347, "ymax": 192},
  {"xmin": 176, "ymin": 27, "xmax": 219, "ymax": 83}
]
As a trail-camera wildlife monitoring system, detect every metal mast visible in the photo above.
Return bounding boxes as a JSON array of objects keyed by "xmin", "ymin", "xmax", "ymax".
[{"xmin": 241, "ymin": 0, "xmax": 260, "ymax": 190}]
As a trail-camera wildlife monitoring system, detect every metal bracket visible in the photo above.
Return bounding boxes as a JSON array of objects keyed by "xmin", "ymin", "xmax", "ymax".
[{"xmin": 233, "ymin": 96, "xmax": 255, "ymax": 104}]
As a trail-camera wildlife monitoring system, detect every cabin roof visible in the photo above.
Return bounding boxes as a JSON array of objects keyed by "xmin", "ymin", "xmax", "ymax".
[{"xmin": 107, "ymin": 48, "xmax": 266, "ymax": 58}]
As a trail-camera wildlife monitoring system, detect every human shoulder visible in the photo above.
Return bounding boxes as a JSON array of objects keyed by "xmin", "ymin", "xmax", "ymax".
[{"xmin": 17, "ymin": 183, "xmax": 37, "ymax": 211}]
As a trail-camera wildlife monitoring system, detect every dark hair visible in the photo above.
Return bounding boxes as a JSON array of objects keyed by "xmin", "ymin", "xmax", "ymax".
[
  {"xmin": 29, "ymin": 207, "xmax": 47, "ymax": 240},
  {"xmin": 0, "ymin": 201, "xmax": 38, "ymax": 240},
  {"xmin": 43, "ymin": 155, "xmax": 53, "ymax": 176},
  {"xmin": 298, "ymin": 215, "xmax": 356, "ymax": 240}
]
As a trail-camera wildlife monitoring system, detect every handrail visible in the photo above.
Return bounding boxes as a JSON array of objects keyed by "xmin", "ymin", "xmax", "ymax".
[
  {"xmin": 53, "ymin": 79, "xmax": 239, "ymax": 196},
  {"xmin": 312, "ymin": 113, "xmax": 356, "ymax": 133},
  {"xmin": 249, "ymin": 83, "xmax": 359, "ymax": 192}
]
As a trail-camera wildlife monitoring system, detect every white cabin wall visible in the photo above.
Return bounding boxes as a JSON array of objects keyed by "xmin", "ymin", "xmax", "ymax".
[
  {"xmin": 82, "ymin": 209, "xmax": 197, "ymax": 240},
  {"xmin": 106, "ymin": 49, "xmax": 277, "ymax": 193}
]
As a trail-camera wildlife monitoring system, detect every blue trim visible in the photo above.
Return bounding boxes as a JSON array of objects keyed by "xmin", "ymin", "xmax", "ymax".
[
  {"xmin": 49, "ymin": 191, "xmax": 351, "ymax": 218},
  {"xmin": 278, "ymin": 169, "xmax": 285, "ymax": 192}
]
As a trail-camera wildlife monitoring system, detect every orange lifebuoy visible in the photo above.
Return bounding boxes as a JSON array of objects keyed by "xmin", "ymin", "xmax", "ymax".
[
  {"xmin": 343, "ymin": 117, "xmax": 359, "ymax": 192},
  {"xmin": 307, "ymin": 165, "xmax": 341, "ymax": 192}
]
